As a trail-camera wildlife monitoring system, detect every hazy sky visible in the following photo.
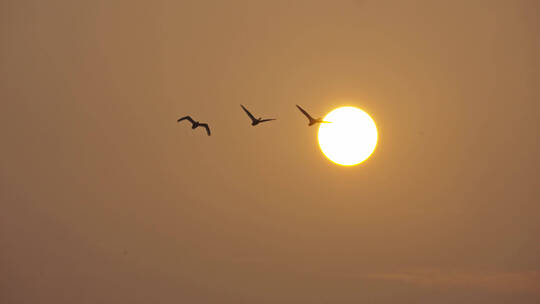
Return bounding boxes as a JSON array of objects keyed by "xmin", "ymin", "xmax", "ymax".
[{"xmin": 1, "ymin": 0, "xmax": 539, "ymax": 303}]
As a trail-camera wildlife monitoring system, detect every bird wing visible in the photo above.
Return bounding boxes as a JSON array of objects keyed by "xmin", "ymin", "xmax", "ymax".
[
  {"xmin": 259, "ymin": 118, "xmax": 276, "ymax": 123},
  {"xmin": 240, "ymin": 105, "xmax": 256, "ymax": 121},
  {"xmin": 177, "ymin": 116, "xmax": 195, "ymax": 124},
  {"xmin": 199, "ymin": 123, "xmax": 211, "ymax": 136},
  {"xmin": 296, "ymin": 105, "xmax": 314, "ymax": 120}
]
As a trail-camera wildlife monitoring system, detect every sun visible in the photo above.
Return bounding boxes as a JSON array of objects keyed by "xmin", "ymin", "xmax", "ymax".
[{"xmin": 317, "ymin": 106, "xmax": 378, "ymax": 166}]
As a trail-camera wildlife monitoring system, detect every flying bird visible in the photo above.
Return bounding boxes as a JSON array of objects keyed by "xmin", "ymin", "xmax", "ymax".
[
  {"xmin": 240, "ymin": 105, "xmax": 276, "ymax": 126},
  {"xmin": 177, "ymin": 116, "xmax": 211, "ymax": 136},
  {"xmin": 296, "ymin": 104, "xmax": 330, "ymax": 126}
]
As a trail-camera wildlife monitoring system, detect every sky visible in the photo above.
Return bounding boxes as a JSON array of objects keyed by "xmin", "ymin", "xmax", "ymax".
[{"xmin": 1, "ymin": 0, "xmax": 539, "ymax": 303}]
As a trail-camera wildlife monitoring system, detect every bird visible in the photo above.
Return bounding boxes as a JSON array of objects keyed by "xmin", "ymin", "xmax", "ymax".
[
  {"xmin": 240, "ymin": 105, "xmax": 276, "ymax": 126},
  {"xmin": 177, "ymin": 116, "xmax": 211, "ymax": 136},
  {"xmin": 296, "ymin": 104, "xmax": 330, "ymax": 126}
]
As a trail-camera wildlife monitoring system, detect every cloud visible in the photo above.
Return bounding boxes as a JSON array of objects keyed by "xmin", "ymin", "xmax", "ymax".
[{"xmin": 363, "ymin": 269, "xmax": 540, "ymax": 293}]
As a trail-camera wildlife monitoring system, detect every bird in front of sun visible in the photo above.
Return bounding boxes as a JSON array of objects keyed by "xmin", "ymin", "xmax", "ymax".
[
  {"xmin": 177, "ymin": 116, "xmax": 211, "ymax": 136},
  {"xmin": 296, "ymin": 104, "xmax": 330, "ymax": 126},
  {"xmin": 240, "ymin": 105, "xmax": 276, "ymax": 126}
]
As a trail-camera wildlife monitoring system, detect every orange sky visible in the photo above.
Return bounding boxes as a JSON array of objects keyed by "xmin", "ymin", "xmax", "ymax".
[{"xmin": 1, "ymin": 1, "xmax": 539, "ymax": 303}]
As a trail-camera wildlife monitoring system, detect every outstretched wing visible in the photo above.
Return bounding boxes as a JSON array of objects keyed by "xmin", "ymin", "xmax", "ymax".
[
  {"xmin": 177, "ymin": 116, "xmax": 195, "ymax": 124},
  {"xmin": 240, "ymin": 105, "xmax": 256, "ymax": 121},
  {"xmin": 296, "ymin": 105, "xmax": 314, "ymax": 120},
  {"xmin": 199, "ymin": 123, "xmax": 211, "ymax": 136},
  {"xmin": 259, "ymin": 118, "xmax": 276, "ymax": 123}
]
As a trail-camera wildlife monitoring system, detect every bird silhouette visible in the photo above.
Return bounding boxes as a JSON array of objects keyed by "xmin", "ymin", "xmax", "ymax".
[
  {"xmin": 177, "ymin": 116, "xmax": 211, "ymax": 136},
  {"xmin": 296, "ymin": 105, "xmax": 330, "ymax": 126},
  {"xmin": 240, "ymin": 105, "xmax": 276, "ymax": 126}
]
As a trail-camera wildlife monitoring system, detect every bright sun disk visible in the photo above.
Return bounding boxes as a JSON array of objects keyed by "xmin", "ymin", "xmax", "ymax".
[{"xmin": 317, "ymin": 106, "xmax": 378, "ymax": 166}]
